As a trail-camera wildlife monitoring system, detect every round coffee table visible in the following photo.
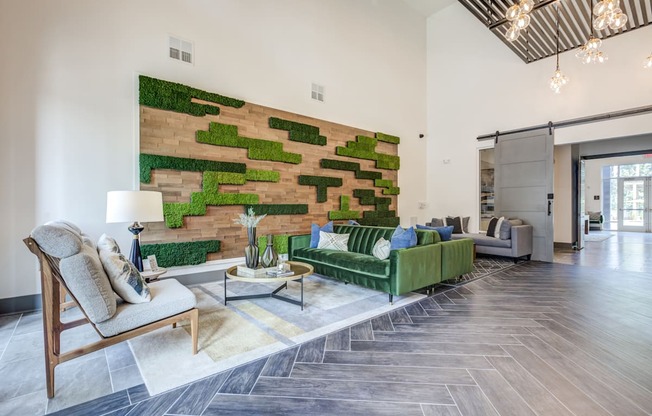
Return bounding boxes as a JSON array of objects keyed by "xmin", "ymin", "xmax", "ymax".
[{"xmin": 224, "ymin": 261, "xmax": 314, "ymax": 310}]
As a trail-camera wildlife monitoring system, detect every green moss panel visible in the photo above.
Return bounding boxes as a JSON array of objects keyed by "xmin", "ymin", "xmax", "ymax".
[
  {"xmin": 141, "ymin": 240, "xmax": 220, "ymax": 267},
  {"xmin": 374, "ymin": 178, "xmax": 400, "ymax": 196},
  {"xmin": 139, "ymin": 154, "xmax": 246, "ymax": 184},
  {"xmin": 268, "ymin": 117, "xmax": 327, "ymax": 146},
  {"xmin": 357, "ymin": 217, "xmax": 400, "ymax": 227},
  {"xmin": 139, "ymin": 76, "xmax": 244, "ymax": 117},
  {"xmin": 257, "ymin": 234, "xmax": 289, "ymax": 255},
  {"xmin": 164, "ymin": 171, "xmax": 259, "ymax": 228},
  {"xmin": 244, "ymin": 204, "xmax": 309, "ymax": 215},
  {"xmin": 376, "ymin": 132, "xmax": 400, "ymax": 144},
  {"xmin": 245, "ymin": 169, "xmax": 280, "ymax": 182},
  {"xmin": 335, "ymin": 135, "xmax": 400, "ymax": 170},
  {"xmin": 197, "ymin": 122, "xmax": 302, "ymax": 164},
  {"xmin": 351, "ymin": 189, "xmax": 399, "ymax": 226},
  {"xmin": 298, "ymin": 175, "xmax": 343, "ymax": 203},
  {"xmin": 328, "ymin": 196, "xmax": 360, "ymax": 221},
  {"xmin": 320, "ymin": 159, "xmax": 382, "ymax": 181}
]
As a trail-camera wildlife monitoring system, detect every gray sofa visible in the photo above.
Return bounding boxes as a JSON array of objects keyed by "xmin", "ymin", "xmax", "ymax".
[{"xmin": 450, "ymin": 219, "xmax": 533, "ymax": 263}]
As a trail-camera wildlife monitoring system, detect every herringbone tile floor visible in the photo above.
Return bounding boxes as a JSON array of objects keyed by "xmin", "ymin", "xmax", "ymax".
[{"xmin": 50, "ymin": 256, "xmax": 652, "ymax": 416}]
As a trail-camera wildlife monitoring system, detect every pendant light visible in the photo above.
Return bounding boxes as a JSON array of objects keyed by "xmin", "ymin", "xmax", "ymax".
[
  {"xmin": 576, "ymin": 0, "xmax": 608, "ymax": 64},
  {"xmin": 504, "ymin": 0, "xmax": 535, "ymax": 42},
  {"xmin": 593, "ymin": 0, "xmax": 628, "ymax": 31},
  {"xmin": 550, "ymin": 2, "xmax": 569, "ymax": 94},
  {"xmin": 644, "ymin": 53, "xmax": 652, "ymax": 69}
]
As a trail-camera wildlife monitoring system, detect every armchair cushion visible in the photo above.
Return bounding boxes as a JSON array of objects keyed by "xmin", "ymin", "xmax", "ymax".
[
  {"xmin": 98, "ymin": 234, "xmax": 151, "ymax": 304},
  {"xmin": 59, "ymin": 244, "xmax": 117, "ymax": 323},
  {"xmin": 31, "ymin": 223, "xmax": 84, "ymax": 259},
  {"xmin": 95, "ymin": 279, "xmax": 196, "ymax": 337}
]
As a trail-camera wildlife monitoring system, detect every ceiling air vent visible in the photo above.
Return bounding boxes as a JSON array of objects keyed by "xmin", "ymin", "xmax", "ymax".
[
  {"xmin": 311, "ymin": 83, "xmax": 324, "ymax": 102},
  {"xmin": 169, "ymin": 36, "xmax": 193, "ymax": 65}
]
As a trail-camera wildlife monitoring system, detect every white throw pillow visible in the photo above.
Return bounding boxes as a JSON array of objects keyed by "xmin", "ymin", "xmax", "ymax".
[
  {"xmin": 372, "ymin": 237, "xmax": 391, "ymax": 260},
  {"xmin": 317, "ymin": 231, "xmax": 349, "ymax": 251},
  {"xmin": 97, "ymin": 234, "xmax": 151, "ymax": 304}
]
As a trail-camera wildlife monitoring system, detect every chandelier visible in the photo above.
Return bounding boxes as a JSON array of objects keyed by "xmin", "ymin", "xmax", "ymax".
[
  {"xmin": 576, "ymin": 0, "xmax": 608, "ymax": 64},
  {"xmin": 593, "ymin": 0, "xmax": 628, "ymax": 31},
  {"xmin": 550, "ymin": 2, "xmax": 569, "ymax": 94},
  {"xmin": 505, "ymin": 0, "xmax": 534, "ymax": 42}
]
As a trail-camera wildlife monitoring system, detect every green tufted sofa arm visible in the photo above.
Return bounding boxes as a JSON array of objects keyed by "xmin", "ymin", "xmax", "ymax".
[{"xmin": 389, "ymin": 243, "xmax": 442, "ymax": 295}]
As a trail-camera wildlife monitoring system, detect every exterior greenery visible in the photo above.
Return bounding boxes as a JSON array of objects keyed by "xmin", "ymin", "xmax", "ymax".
[
  {"xmin": 244, "ymin": 204, "xmax": 309, "ymax": 215},
  {"xmin": 139, "ymin": 154, "xmax": 245, "ymax": 184},
  {"xmin": 298, "ymin": 175, "xmax": 343, "ymax": 203},
  {"xmin": 336, "ymin": 135, "xmax": 400, "ymax": 170},
  {"xmin": 141, "ymin": 240, "xmax": 220, "ymax": 267},
  {"xmin": 375, "ymin": 132, "xmax": 400, "ymax": 144},
  {"xmin": 197, "ymin": 122, "xmax": 302, "ymax": 164},
  {"xmin": 139, "ymin": 76, "xmax": 244, "ymax": 117},
  {"xmin": 268, "ymin": 117, "xmax": 327, "ymax": 146},
  {"xmin": 320, "ymin": 159, "xmax": 382, "ymax": 181},
  {"xmin": 257, "ymin": 234, "xmax": 290, "ymax": 255}
]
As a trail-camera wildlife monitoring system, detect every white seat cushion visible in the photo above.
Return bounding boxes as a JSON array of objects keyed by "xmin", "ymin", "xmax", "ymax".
[{"xmin": 95, "ymin": 279, "xmax": 196, "ymax": 337}]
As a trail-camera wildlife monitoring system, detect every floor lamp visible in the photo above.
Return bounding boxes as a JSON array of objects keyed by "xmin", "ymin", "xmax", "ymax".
[{"xmin": 106, "ymin": 191, "xmax": 164, "ymax": 272}]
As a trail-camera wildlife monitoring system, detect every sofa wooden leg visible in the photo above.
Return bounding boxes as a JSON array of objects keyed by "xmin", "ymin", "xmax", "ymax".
[
  {"xmin": 389, "ymin": 294, "xmax": 393, "ymax": 305},
  {"xmin": 526, "ymin": 254, "xmax": 531, "ymax": 261}
]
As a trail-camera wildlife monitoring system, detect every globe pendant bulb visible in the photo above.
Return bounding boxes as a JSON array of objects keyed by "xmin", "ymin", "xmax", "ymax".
[
  {"xmin": 516, "ymin": 13, "xmax": 530, "ymax": 29},
  {"xmin": 587, "ymin": 36, "xmax": 602, "ymax": 50},
  {"xmin": 519, "ymin": 0, "xmax": 534, "ymax": 13},
  {"xmin": 644, "ymin": 54, "xmax": 652, "ymax": 69},
  {"xmin": 593, "ymin": 14, "xmax": 609, "ymax": 31},
  {"xmin": 593, "ymin": 1, "xmax": 608, "ymax": 15},
  {"xmin": 505, "ymin": 24, "xmax": 520, "ymax": 42},
  {"xmin": 506, "ymin": 4, "xmax": 521, "ymax": 21},
  {"xmin": 609, "ymin": 11, "xmax": 627, "ymax": 30},
  {"xmin": 575, "ymin": 47, "xmax": 587, "ymax": 59}
]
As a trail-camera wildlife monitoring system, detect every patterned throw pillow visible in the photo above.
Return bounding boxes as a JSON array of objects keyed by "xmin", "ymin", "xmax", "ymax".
[
  {"xmin": 310, "ymin": 221, "xmax": 334, "ymax": 248},
  {"xmin": 390, "ymin": 225, "xmax": 417, "ymax": 250},
  {"xmin": 317, "ymin": 231, "xmax": 349, "ymax": 251},
  {"xmin": 372, "ymin": 237, "xmax": 391, "ymax": 260},
  {"xmin": 97, "ymin": 234, "xmax": 151, "ymax": 304}
]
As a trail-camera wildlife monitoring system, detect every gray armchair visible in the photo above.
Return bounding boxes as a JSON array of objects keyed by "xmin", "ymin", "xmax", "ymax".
[{"xmin": 25, "ymin": 221, "xmax": 198, "ymax": 398}]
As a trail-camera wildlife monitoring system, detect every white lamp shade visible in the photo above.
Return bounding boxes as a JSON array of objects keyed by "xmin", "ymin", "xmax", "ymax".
[{"xmin": 106, "ymin": 191, "xmax": 164, "ymax": 223}]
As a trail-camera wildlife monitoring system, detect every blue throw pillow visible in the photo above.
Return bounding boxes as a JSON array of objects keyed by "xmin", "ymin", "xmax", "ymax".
[
  {"xmin": 390, "ymin": 225, "xmax": 417, "ymax": 250},
  {"xmin": 348, "ymin": 220, "xmax": 360, "ymax": 226},
  {"xmin": 310, "ymin": 221, "xmax": 333, "ymax": 248},
  {"xmin": 416, "ymin": 224, "xmax": 454, "ymax": 241}
]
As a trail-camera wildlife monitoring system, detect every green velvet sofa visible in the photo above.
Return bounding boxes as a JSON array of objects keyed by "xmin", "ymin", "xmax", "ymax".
[{"xmin": 288, "ymin": 225, "xmax": 474, "ymax": 303}]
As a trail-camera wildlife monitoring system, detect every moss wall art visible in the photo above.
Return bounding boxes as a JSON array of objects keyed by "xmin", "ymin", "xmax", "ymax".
[{"xmin": 139, "ymin": 75, "xmax": 400, "ymax": 265}]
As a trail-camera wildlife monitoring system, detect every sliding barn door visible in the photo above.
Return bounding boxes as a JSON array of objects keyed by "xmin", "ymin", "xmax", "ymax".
[{"xmin": 495, "ymin": 128, "xmax": 554, "ymax": 262}]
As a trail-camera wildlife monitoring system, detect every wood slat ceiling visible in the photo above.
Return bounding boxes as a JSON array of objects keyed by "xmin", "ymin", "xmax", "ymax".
[{"xmin": 458, "ymin": 0, "xmax": 651, "ymax": 63}]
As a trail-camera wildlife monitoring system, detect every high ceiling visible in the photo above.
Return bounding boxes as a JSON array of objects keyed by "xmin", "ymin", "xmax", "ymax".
[{"xmin": 458, "ymin": 0, "xmax": 652, "ymax": 63}]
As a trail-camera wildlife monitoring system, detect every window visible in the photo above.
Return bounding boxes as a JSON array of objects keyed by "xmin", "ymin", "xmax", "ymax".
[{"xmin": 479, "ymin": 148, "xmax": 494, "ymax": 232}]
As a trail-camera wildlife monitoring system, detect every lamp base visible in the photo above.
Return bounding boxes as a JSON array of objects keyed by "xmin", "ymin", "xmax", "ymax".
[{"xmin": 128, "ymin": 223, "xmax": 145, "ymax": 272}]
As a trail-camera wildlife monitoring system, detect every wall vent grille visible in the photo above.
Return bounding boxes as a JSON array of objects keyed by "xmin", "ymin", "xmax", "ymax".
[
  {"xmin": 169, "ymin": 36, "xmax": 193, "ymax": 65},
  {"xmin": 311, "ymin": 83, "xmax": 324, "ymax": 102}
]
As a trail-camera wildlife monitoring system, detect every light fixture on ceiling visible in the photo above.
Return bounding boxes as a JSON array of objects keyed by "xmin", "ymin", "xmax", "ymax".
[
  {"xmin": 593, "ymin": 0, "xmax": 628, "ymax": 31},
  {"xmin": 644, "ymin": 53, "xmax": 652, "ymax": 69},
  {"xmin": 504, "ymin": 0, "xmax": 534, "ymax": 42},
  {"xmin": 576, "ymin": 0, "xmax": 608, "ymax": 64},
  {"xmin": 550, "ymin": 2, "xmax": 569, "ymax": 94}
]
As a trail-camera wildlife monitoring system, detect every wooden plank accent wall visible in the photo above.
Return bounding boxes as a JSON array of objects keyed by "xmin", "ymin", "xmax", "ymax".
[{"xmin": 139, "ymin": 101, "xmax": 398, "ymax": 261}]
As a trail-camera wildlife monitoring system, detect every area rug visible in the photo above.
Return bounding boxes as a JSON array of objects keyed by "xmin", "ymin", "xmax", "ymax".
[
  {"xmin": 128, "ymin": 274, "xmax": 425, "ymax": 395},
  {"xmin": 584, "ymin": 233, "xmax": 614, "ymax": 242}
]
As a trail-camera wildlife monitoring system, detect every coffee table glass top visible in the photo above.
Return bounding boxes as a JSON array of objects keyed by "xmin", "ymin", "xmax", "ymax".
[{"xmin": 225, "ymin": 261, "xmax": 314, "ymax": 283}]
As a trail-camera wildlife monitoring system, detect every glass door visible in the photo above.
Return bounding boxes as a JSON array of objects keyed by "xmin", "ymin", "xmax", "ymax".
[{"xmin": 618, "ymin": 177, "xmax": 651, "ymax": 232}]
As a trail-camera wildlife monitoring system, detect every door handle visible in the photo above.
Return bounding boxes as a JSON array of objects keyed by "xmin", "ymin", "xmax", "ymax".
[{"xmin": 548, "ymin": 200, "xmax": 552, "ymax": 216}]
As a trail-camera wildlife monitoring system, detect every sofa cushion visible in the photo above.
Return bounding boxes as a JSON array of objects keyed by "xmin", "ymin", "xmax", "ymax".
[
  {"xmin": 317, "ymin": 232, "xmax": 349, "ymax": 251},
  {"xmin": 456, "ymin": 233, "xmax": 512, "ymax": 248},
  {"xmin": 293, "ymin": 248, "xmax": 389, "ymax": 277},
  {"xmin": 416, "ymin": 224, "xmax": 453, "ymax": 241},
  {"xmin": 95, "ymin": 279, "xmax": 196, "ymax": 337},
  {"xmin": 446, "ymin": 216, "xmax": 470, "ymax": 234},
  {"xmin": 335, "ymin": 225, "xmax": 394, "ymax": 255},
  {"xmin": 59, "ymin": 244, "xmax": 117, "ymax": 323},
  {"xmin": 499, "ymin": 220, "xmax": 512, "ymax": 240},
  {"xmin": 310, "ymin": 221, "xmax": 333, "ymax": 248},
  {"xmin": 390, "ymin": 226, "xmax": 417, "ymax": 250},
  {"xmin": 372, "ymin": 237, "xmax": 391, "ymax": 260}
]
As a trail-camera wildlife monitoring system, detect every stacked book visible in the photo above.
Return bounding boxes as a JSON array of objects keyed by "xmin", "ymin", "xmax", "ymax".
[
  {"xmin": 236, "ymin": 265, "xmax": 278, "ymax": 277},
  {"xmin": 265, "ymin": 269, "xmax": 295, "ymax": 277}
]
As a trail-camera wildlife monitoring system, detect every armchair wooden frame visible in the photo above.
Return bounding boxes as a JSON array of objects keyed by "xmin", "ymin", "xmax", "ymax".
[{"xmin": 24, "ymin": 237, "xmax": 199, "ymax": 399}]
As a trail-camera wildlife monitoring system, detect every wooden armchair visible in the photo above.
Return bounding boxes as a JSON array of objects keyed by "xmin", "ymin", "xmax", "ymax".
[{"xmin": 25, "ymin": 222, "xmax": 198, "ymax": 398}]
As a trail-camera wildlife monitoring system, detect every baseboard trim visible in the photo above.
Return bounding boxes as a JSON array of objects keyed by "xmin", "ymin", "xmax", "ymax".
[
  {"xmin": 0, "ymin": 294, "xmax": 42, "ymax": 315},
  {"xmin": 554, "ymin": 242, "xmax": 575, "ymax": 250}
]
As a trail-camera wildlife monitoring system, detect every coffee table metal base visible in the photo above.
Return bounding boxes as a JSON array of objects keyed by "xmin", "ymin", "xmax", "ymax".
[{"xmin": 224, "ymin": 276, "xmax": 304, "ymax": 310}]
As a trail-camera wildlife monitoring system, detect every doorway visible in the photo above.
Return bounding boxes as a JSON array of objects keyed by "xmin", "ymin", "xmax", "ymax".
[{"xmin": 599, "ymin": 160, "xmax": 652, "ymax": 232}]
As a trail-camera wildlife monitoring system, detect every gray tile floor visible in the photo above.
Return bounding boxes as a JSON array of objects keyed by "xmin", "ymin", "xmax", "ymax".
[{"xmin": 1, "ymin": 230, "xmax": 651, "ymax": 415}]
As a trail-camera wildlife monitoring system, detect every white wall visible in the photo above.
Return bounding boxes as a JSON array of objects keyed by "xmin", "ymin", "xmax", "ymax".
[
  {"xmin": 0, "ymin": 0, "xmax": 427, "ymax": 301},
  {"xmin": 427, "ymin": 3, "xmax": 652, "ymax": 232}
]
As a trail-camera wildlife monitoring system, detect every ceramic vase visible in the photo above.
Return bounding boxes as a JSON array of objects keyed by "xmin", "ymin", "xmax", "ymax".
[
  {"xmin": 244, "ymin": 227, "xmax": 259, "ymax": 269},
  {"xmin": 260, "ymin": 234, "xmax": 278, "ymax": 268}
]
